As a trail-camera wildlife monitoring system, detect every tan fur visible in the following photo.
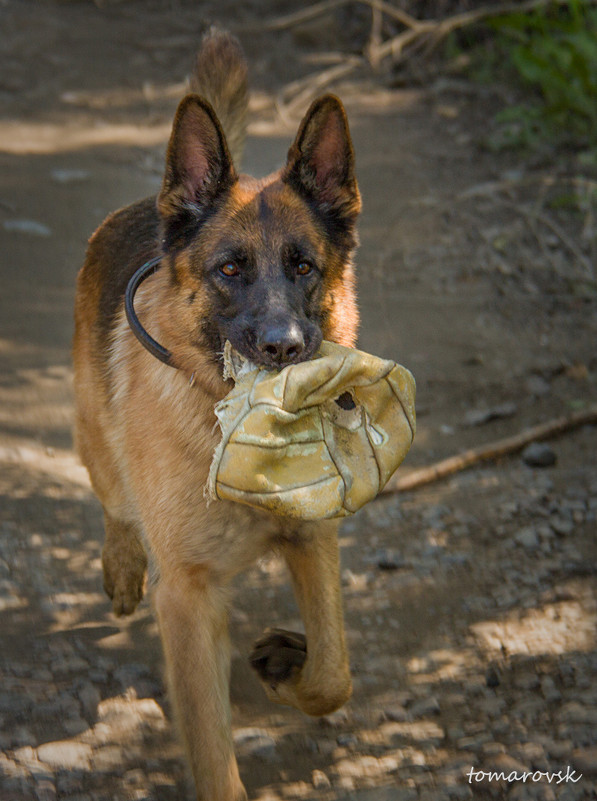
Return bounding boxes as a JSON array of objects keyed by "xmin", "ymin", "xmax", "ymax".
[
  {"xmin": 73, "ymin": 31, "xmax": 359, "ymax": 801},
  {"xmin": 74, "ymin": 272, "xmax": 351, "ymax": 799},
  {"xmin": 189, "ymin": 27, "xmax": 248, "ymax": 168}
]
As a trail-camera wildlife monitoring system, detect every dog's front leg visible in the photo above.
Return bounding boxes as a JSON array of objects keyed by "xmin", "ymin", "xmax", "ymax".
[
  {"xmin": 250, "ymin": 519, "xmax": 352, "ymax": 716},
  {"xmin": 155, "ymin": 568, "xmax": 247, "ymax": 801}
]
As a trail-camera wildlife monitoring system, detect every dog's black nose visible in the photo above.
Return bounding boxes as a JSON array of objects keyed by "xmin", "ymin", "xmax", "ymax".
[{"xmin": 257, "ymin": 321, "xmax": 305, "ymax": 364}]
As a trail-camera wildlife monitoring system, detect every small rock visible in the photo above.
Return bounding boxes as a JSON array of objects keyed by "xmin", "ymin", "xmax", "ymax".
[
  {"xmin": 37, "ymin": 741, "xmax": 92, "ymax": 770},
  {"xmin": 93, "ymin": 745, "xmax": 125, "ymax": 772},
  {"xmin": 410, "ymin": 696, "xmax": 440, "ymax": 718},
  {"xmin": 312, "ymin": 769, "xmax": 331, "ymax": 788},
  {"xmin": 510, "ymin": 741, "xmax": 548, "ymax": 770},
  {"xmin": 540, "ymin": 676, "xmax": 561, "ymax": 703},
  {"xmin": 95, "ymin": 694, "xmax": 166, "ymax": 741},
  {"xmin": 522, "ymin": 443, "xmax": 556, "ymax": 468},
  {"xmin": 62, "ymin": 717, "xmax": 89, "ymax": 736},
  {"xmin": 3, "ymin": 219, "xmax": 52, "ymax": 236},
  {"xmin": 571, "ymin": 746, "xmax": 597, "ymax": 775},
  {"xmin": 371, "ymin": 548, "xmax": 407, "ymax": 571},
  {"xmin": 233, "ymin": 728, "xmax": 279, "ymax": 762},
  {"xmin": 319, "ymin": 708, "xmax": 350, "ymax": 728},
  {"xmin": 486, "ymin": 664, "xmax": 501, "ymax": 688},
  {"xmin": 464, "ymin": 402, "xmax": 517, "ymax": 427},
  {"xmin": 557, "ymin": 701, "xmax": 597, "ymax": 725},
  {"xmin": 334, "ymin": 754, "xmax": 394, "ymax": 778},
  {"xmin": 0, "ymin": 579, "xmax": 25, "ymax": 611},
  {"xmin": 514, "ymin": 673, "xmax": 540, "ymax": 691},
  {"xmin": 525, "ymin": 375, "xmax": 550, "ymax": 397},
  {"xmin": 12, "ymin": 745, "xmax": 39, "ymax": 768},
  {"xmin": 382, "ymin": 703, "xmax": 409, "ymax": 722},
  {"xmin": 544, "ymin": 739, "xmax": 573, "ymax": 760},
  {"xmin": 50, "ymin": 655, "xmax": 89, "ymax": 676},
  {"xmin": 76, "ymin": 681, "xmax": 101, "ymax": 720},
  {"xmin": 550, "ymin": 517, "xmax": 574, "ymax": 537},
  {"xmin": 113, "ymin": 662, "xmax": 152, "ymax": 689},
  {"xmin": 478, "ymin": 695, "xmax": 506, "ymax": 718},
  {"xmin": 490, "ymin": 753, "xmax": 530, "ymax": 773},
  {"xmin": 342, "ymin": 569, "xmax": 370, "ymax": 591},
  {"xmin": 514, "ymin": 527, "xmax": 540, "ymax": 550},
  {"xmin": 481, "ymin": 741, "xmax": 506, "ymax": 757},
  {"xmin": 124, "ymin": 768, "xmax": 146, "ymax": 786},
  {"xmin": 87, "ymin": 668, "xmax": 109, "ymax": 685},
  {"xmin": 457, "ymin": 733, "xmax": 492, "ymax": 751},
  {"xmin": 50, "ymin": 168, "xmax": 90, "ymax": 183},
  {"xmin": 33, "ymin": 776, "xmax": 56, "ymax": 801}
]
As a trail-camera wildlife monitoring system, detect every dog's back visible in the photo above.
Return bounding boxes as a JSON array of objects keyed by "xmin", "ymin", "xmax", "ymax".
[
  {"xmin": 73, "ymin": 29, "xmax": 249, "ymax": 405},
  {"xmin": 72, "ymin": 30, "xmax": 252, "ymax": 612}
]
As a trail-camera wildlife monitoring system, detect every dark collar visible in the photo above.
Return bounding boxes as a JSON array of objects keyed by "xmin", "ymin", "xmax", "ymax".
[{"xmin": 124, "ymin": 257, "xmax": 175, "ymax": 368}]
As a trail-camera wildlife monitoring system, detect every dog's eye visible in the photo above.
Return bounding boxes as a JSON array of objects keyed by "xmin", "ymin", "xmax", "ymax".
[
  {"xmin": 296, "ymin": 261, "xmax": 313, "ymax": 276},
  {"xmin": 219, "ymin": 262, "xmax": 240, "ymax": 278}
]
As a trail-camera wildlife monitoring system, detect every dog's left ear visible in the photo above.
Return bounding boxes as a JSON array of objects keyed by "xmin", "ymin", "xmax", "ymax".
[
  {"xmin": 158, "ymin": 94, "xmax": 237, "ymax": 246},
  {"xmin": 283, "ymin": 95, "xmax": 361, "ymax": 232}
]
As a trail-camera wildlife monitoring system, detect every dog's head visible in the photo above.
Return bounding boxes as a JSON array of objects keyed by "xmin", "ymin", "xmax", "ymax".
[{"xmin": 157, "ymin": 94, "xmax": 361, "ymax": 371}]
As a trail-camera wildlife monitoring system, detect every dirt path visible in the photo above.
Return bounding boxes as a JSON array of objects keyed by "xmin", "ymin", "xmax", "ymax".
[{"xmin": 1, "ymin": 2, "xmax": 596, "ymax": 800}]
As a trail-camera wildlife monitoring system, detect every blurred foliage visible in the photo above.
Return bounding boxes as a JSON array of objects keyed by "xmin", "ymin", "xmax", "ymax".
[{"xmin": 453, "ymin": 1, "xmax": 597, "ymax": 154}]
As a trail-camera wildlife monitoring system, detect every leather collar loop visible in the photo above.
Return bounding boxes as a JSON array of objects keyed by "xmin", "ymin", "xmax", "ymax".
[{"xmin": 124, "ymin": 257, "xmax": 175, "ymax": 368}]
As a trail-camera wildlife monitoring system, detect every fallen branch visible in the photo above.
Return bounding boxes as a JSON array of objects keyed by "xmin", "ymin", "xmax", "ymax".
[
  {"xmin": 261, "ymin": 0, "xmax": 419, "ymax": 33},
  {"xmin": 376, "ymin": 0, "xmax": 597, "ymax": 64},
  {"xmin": 262, "ymin": 0, "xmax": 597, "ymax": 113},
  {"xmin": 276, "ymin": 58, "xmax": 362, "ymax": 121},
  {"xmin": 260, "ymin": 0, "xmax": 597, "ymax": 71},
  {"xmin": 383, "ymin": 404, "xmax": 597, "ymax": 494}
]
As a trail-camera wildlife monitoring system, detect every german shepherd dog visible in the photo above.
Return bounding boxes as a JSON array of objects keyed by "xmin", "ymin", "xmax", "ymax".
[{"xmin": 74, "ymin": 29, "xmax": 361, "ymax": 801}]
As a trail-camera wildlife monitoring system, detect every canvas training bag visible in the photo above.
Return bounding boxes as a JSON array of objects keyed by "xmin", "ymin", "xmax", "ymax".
[{"xmin": 206, "ymin": 341, "xmax": 416, "ymax": 520}]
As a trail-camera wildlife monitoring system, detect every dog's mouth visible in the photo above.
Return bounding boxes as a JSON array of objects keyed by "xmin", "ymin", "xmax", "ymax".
[
  {"xmin": 221, "ymin": 326, "xmax": 322, "ymax": 373},
  {"xmin": 221, "ymin": 332, "xmax": 321, "ymax": 377},
  {"xmin": 221, "ymin": 342, "xmax": 259, "ymax": 381}
]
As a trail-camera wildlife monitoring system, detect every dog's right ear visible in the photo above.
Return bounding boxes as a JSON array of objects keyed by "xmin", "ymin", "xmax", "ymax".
[{"xmin": 158, "ymin": 94, "xmax": 236, "ymax": 247}]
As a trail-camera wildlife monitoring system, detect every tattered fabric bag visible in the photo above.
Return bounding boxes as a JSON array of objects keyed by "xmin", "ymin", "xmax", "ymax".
[{"xmin": 207, "ymin": 341, "xmax": 416, "ymax": 520}]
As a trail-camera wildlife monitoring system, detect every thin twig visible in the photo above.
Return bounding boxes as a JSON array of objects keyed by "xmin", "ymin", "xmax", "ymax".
[
  {"xmin": 382, "ymin": 404, "xmax": 597, "ymax": 494},
  {"xmin": 276, "ymin": 58, "xmax": 363, "ymax": 121},
  {"xmin": 365, "ymin": 3, "xmax": 384, "ymax": 70},
  {"xmin": 498, "ymin": 199, "xmax": 595, "ymax": 279},
  {"xmin": 261, "ymin": 0, "xmax": 348, "ymax": 31},
  {"xmin": 360, "ymin": 0, "xmax": 421, "ymax": 30},
  {"xmin": 261, "ymin": 0, "xmax": 420, "ymax": 32},
  {"xmin": 534, "ymin": 210, "xmax": 595, "ymax": 279}
]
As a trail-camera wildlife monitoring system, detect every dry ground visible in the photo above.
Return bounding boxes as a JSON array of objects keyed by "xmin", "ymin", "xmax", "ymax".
[{"xmin": 0, "ymin": 2, "xmax": 596, "ymax": 800}]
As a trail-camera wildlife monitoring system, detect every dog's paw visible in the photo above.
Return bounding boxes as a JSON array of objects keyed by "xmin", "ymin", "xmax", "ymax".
[
  {"xmin": 249, "ymin": 628, "xmax": 307, "ymax": 687},
  {"xmin": 102, "ymin": 552, "xmax": 146, "ymax": 617}
]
